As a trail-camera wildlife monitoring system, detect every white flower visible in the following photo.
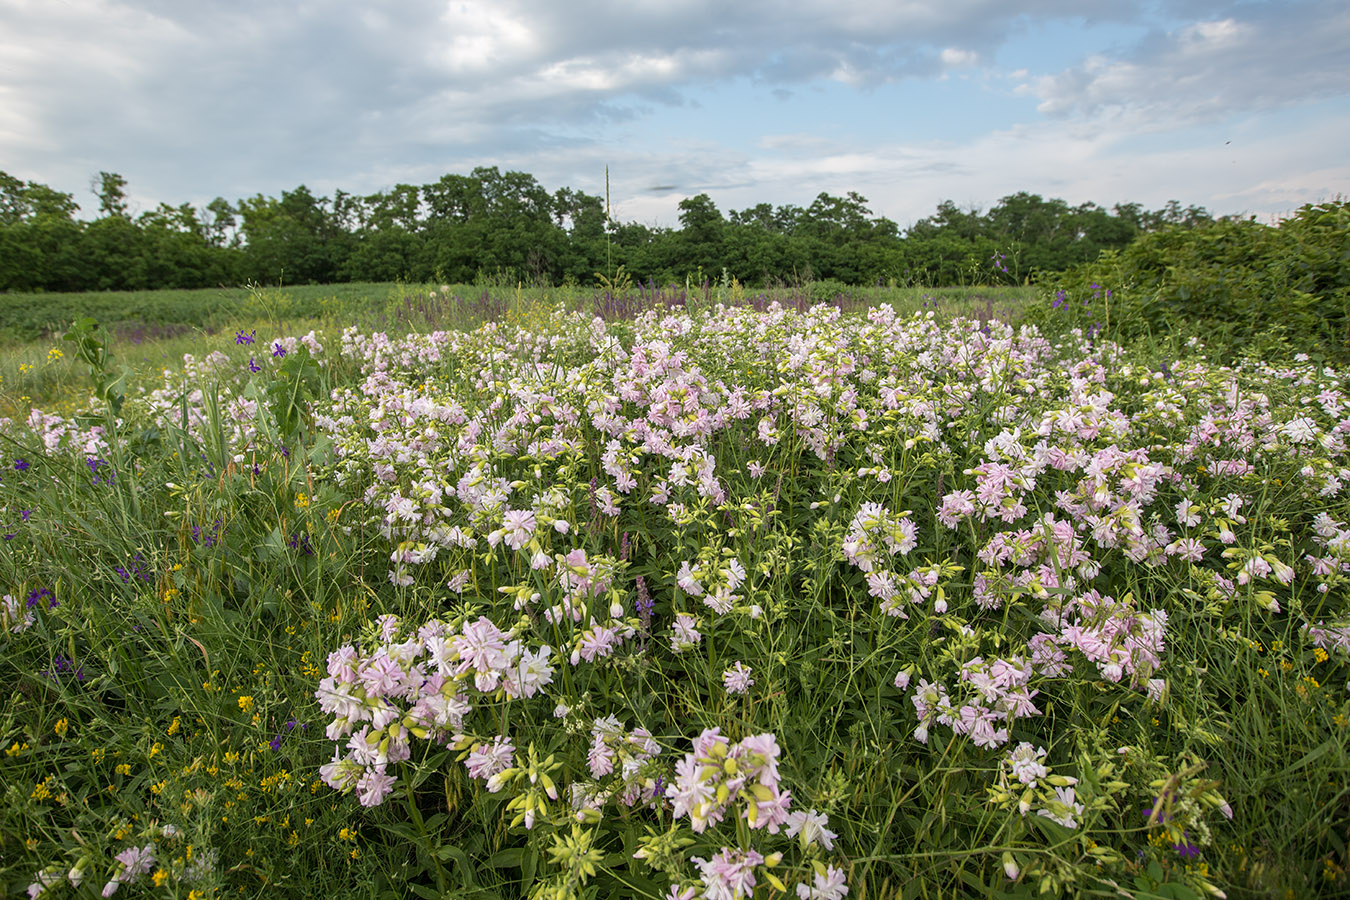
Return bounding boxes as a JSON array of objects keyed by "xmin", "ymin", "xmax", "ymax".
[
  {"xmin": 722, "ymin": 661, "xmax": 754, "ymax": 695},
  {"xmin": 785, "ymin": 808, "xmax": 838, "ymax": 850}
]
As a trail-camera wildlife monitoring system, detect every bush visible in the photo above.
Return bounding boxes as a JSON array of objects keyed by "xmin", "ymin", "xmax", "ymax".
[{"xmin": 1029, "ymin": 201, "xmax": 1350, "ymax": 362}]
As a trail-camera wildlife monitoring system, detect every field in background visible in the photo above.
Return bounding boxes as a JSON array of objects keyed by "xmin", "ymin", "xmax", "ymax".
[{"xmin": 0, "ymin": 282, "xmax": 1034, "ymax": 415}]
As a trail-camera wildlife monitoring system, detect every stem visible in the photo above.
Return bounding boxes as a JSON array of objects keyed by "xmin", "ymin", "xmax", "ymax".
[{"xmin": 405, "ymin": 775, "xmax": 448, "ymax": 893}]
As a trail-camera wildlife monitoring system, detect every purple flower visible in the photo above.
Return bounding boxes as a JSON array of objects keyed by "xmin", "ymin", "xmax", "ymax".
[
  {"xmin": 287, "ymin": 531, "xmax": 314, "ymax": 556},
  {"xmin": 269, "ymin": 733, "xmax": 284, "ymax": 751},
  {"xmin": 42, "ymin": 654, "xmax": 85, "ymax": 683},
  {"xmin": 272, "ymin": 342, "xmax": 287, "ymax": 358},
  {"xmin": 1173, "ymin": 833, "xmax": 1201, "ymax": 859},
  {"xmin": 235, "ymin": 329, "xmax": 256, "ymax": 345},
  {"xmin": 248, "ymin": 358, "xmax": 261, "ymax": 373},
  {"xmin": 86, "ymin": 457, "xmax": 114, "ymax": 485},
  {"xmin": 14, "ymin": 458, "xmax": 29, "ymax": 472},
  {"xmin": 635, "ymin": 575, "xmax": 653, "ymax": 630},
  {"xmin": 26, "ymin": 587, "xmax": 55, "ymax": 609},
  {"xmin": 20, "ymin": 510, "xmax": 30, "ymax": 522}
]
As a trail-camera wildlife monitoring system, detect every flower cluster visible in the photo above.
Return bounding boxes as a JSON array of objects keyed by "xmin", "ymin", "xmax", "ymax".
[
  {"xmin": 316, "ymin": 613, "xmax": 555, "ymax": 807},
  {"xmin": 666, "ymin": 728, "xmax": 792, "ymax": 834}
]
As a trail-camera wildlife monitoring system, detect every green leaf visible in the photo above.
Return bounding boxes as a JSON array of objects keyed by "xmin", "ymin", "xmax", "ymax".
[{"xmin": 485, "ymin": 848, "xmax": 523, "ymax": 869}]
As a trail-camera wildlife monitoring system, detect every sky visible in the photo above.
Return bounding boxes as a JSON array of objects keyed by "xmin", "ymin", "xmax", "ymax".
[{"xmin": 1, "ymin": 0, "xmax": 1347, "ymax": 230}]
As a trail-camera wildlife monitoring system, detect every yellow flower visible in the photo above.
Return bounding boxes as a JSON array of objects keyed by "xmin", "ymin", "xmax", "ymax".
[
  {"xmin": 115, "ymin": 763, "xmax": 132, "ymax": 775},
  {"xmin": 1314, "ymin": 647, "xmax": 1329, "ymax": 663},
  {"xmin": 26, "ymin": 837, "xmax": 39, "ymax": 850},
  {"xmin": 168, "ymin": 716, "xmax": 181, "ymax": 736},
  {"xmin": 54, "ymin": 718, "xmax": 69, "ymax": 737},
  {"xmin": 339, "ymin": 827, "xmax": 357, "ymax": 842},
  {"xmin": 6, "ymin": 741, "xmax": 29, "ymax": 757},
  {"xmin": 237, "ymin": 695, "xmax": 254, "ymax": 713},
  {"xmin": 294, "ymin": 493, "xmax": 310, "ymax": 509},
  {"xmin": 149, "ymin": 741, "xmax": 163, "ymax": 759},
  {"xmin": 47, "ymin": 347, "xmax": 63, "ymax": 362},
  {"xmin": 30, "ymin": 776, "xmax": 54, "ymax": 800},
  {"xmin": 152, "ymin": 869, "xmax": 168, "ymax": 887}
]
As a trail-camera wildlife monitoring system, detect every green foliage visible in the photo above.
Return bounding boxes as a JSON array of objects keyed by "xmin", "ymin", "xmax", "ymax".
[
  {"xmin": 0, "ymin": 169, "xmax": 1222, "ymax": 293},
  {"xmin": 1030, "ymin": 201, "xmax": 1350, "ymax": 362},
  {"xmin": 61, "ymin": 317, "xmax": 126, "ymax": 417}
]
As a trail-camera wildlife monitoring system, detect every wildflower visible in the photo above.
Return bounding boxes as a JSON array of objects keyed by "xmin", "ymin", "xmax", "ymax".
[
  {"xmin": 464, "ymin": 736, "xmax": 515, "ymax": 784},
  {"xmin": 2, "ymin": 593, "xmax": 35, "ymax": 633},
  {"xmin": 1004, "ymin": 742, "xmax": 1048, "ymax": 786},
  {"xmin": 693, "ymin": 847, "xmax": 763, "ymax": 900},
  {"xmin": 26, "ymin": 867, "xmax": 62, "ymax": 898},
  {"xmin": 272, "ymin": 342, "xmax": 287, "ymax": 358},
  {"xmin": 785, "ymin": 808, "xmax": 837, "ymax": 850},
  {"xmin": 796, "ymin": 864, "xmax": 850, "ymax": 900},
  {"xmin": 14, "ymin": 458, "xmax": 28, "ymax": 472},
  {"xmin": 86, "ymin": 457, "xmax": 114, "ymax": 485},
  {"xmin": 723, "ymin": 661, "xmax": 754, "ymax": 694},
  {"xmin": 669, "ymin": 613, "xmax": 701, "ymax": 653},
  {"xmin": 355, "ymin": 768, "xmax": 397, "ymax": 807},
  {"xmin": 235, "ymin": 329, "xmax": 255, "ymax": 345}
]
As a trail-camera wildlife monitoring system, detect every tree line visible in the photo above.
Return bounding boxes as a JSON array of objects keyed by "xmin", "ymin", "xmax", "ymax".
[{"xmin": 0, "ymin": 168, "xmax": 1219, "ymax": 292}]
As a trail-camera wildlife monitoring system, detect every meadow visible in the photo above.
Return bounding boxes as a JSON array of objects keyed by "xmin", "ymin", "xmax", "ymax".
[{"xmin": 0, "ymin": 278, "xmax": 1346, "ymax": 900}]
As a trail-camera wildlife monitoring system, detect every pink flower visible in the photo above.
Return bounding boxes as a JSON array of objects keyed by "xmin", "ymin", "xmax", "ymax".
[
  {"xmin": 356, "ymin": 767, "xmax": 398, "ymax": 807},
  {"xmin": 796, "ymin": 864, "xmax": 850, "ymax": 900},
  {"xmin": 694, "ymin": 847, "xmax": 763, "ymax": 900},
  {"xmin": 785, "ymin": 808, "xmax": 837, "ymax": 850},
  {"xmin": 501, "ymin": 508, "xmax": 536, "ymax": 551},
  {"xmin": 670, "ymin": 613, "xmax": 702, "ymax": 652},
  {"xmin": 464, "ymin": 735, "xmax": 515, "ymax": 783},
  {"xmin": 723, "ymin": 661, "xmax": 754, "ymax": 694},
  {"xmin": 112, "ymin": 845, "xmax": 155, "ymax": 885}
]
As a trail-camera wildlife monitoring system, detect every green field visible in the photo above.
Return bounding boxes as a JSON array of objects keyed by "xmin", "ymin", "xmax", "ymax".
[{"xmin": 1, "ymin": 276, "xmax": 1347, "ymax": 900}]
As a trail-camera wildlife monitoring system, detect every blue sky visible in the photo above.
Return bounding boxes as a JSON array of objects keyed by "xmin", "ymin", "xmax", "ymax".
[{"xmin": 1, "ymin": 0, "xmax": 1346, "ymax": 229}]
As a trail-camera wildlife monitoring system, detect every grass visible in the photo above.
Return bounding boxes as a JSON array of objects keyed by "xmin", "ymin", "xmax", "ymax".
[{"xmin": 1, "ymin": 281, "xmax": 1345, "ymax": 900}]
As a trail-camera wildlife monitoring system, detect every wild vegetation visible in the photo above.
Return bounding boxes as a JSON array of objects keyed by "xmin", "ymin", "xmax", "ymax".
[
  {"xmin": 2, "ymin": 222, "xmax": 1349, "ymax": 900},
  {"xmin": 1, "ymin": 167, "xmax": 1217, "ymax": 293}
]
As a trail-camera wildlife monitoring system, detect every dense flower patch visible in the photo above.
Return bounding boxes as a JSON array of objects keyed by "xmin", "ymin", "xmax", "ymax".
[{"xmin": 4, "ymin": 302, "xmax": 1349, "ymax": 898}]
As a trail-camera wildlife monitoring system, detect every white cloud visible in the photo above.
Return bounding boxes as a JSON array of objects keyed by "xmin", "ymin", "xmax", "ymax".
[
  {"xmin": 1027, "ymin": 4, "xmax": 1350, "ymax": 123},
  {"xmin": 0, "ymin": 0, "xmax": 1344, "ymax": 236}
]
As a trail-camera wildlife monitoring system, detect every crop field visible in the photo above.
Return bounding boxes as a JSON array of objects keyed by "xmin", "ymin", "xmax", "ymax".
[{"xmin": 1, "ymin": 281, "xmax": 1347, "ymax": 900}]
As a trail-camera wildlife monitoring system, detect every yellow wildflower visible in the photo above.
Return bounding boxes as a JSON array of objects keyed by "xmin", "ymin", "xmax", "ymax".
[
  {"xmin": 31, "ymin": 776, "xmax": 54, "ymax": 800},
  {"xmin": 54, "ymin": 718, "xmax": 68, "ymax": 737}
]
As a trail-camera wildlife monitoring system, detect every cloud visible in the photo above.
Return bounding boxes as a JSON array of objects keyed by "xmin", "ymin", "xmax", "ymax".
[
  {"xmin": 1025, "ymin": 1, "xmax": 1350, "ymax": 125},
  {"xmin": 0, "ymin": 0, "xmax": 1344, "ymax": 234}
]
